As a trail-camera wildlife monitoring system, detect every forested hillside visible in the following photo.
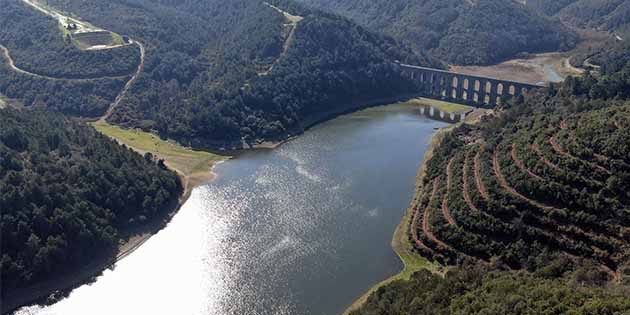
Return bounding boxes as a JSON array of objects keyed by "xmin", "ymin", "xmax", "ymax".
[
  {"xmin": 0, "ymin": 0, "xmax": 136, "ymax": 117},
  {"xmin": 352, "ymin": 37, "xmax": 630, "ymax": 314},
  {"xmin": 297, "ymin": 0, "xmax": 577, "ymax": 65},
  {"xmin": 12, "ymin": 0, "xmax": 438, "ymax": 149},
  {"xmin": 527, "ymin": 0, "xmax": 630, "ymax": 36},
  {"xmin": 353, "ymin": 264, "xmax": 630, "ymax": 315},
  {"xmin": 0, "ymin": 0, "xmax": 140, "ymax": 79},
  {"xmin": 0, "ymin": 108, "xmax": 182, "ymax": 298},
  {"xmin": 0, "ymin": 65, "xmax": 126, "ymax": 117}
]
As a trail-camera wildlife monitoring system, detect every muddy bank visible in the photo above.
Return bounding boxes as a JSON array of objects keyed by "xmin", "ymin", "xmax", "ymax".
[{"xmin": 450, "ymin": 52, "xmax": 581, "ymax": 86}]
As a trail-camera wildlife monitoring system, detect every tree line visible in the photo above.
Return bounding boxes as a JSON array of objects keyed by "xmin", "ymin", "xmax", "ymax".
[{"xmin": 0, "ymin": 108, "xmax": 182, "ymax": 294}]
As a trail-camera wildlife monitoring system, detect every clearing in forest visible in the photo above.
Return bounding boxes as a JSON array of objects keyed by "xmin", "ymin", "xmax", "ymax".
[
  {"xmin": 259, "ymin": 2, "xmax": 304, "ymax": 76},
  {"xmin": 23, "ymin": 0, "xmax": 130, "ymax": 51},
  {"xmin": 91, "ymin": 121, "xmax": 228, "ymax": 185}
]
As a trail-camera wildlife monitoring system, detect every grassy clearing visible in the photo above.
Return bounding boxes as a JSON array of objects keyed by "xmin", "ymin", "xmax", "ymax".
[
  {"xmin": 0, "ymin": 97, "xmax": 6, "ymax": 108},
  {"xmin": 111, "ymin": 33, "xmax": 125, "ymax": 46},
  {"xmin": 402, "ymin": 97, "xmax": 473, "ymax": 113},
  {"xmin": 91, "ymin": 121, "xmax": 228, "ymax": 178}
]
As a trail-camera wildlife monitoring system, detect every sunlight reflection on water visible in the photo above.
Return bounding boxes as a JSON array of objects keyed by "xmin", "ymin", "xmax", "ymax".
[{"xmin": 15, "ymin": 104, "xmax": 447, "ymax": 315}]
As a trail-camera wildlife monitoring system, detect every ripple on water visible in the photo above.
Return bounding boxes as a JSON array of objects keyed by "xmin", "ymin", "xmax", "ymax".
[{"xmin": 14, "ymin": 106, "xmax": 447, "ymax": 315}]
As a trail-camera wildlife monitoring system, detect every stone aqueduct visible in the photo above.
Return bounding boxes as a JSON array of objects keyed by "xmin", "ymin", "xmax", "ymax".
[{"xmin": 397, "ymin": 63, "xmax": 544, "ymax": 107}]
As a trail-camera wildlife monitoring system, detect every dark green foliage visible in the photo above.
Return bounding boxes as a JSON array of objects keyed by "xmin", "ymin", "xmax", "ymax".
[
  {"xmin": 0, "ymin": 65, "xmax": 126, "ymax": 117},
  {"xmin": 0, "ymin": 0, "xmax": 140, "ymax": 79},
  {"xmin": 525, "ymin": 0, "xmax": 630, "ymax": 36},
  {"xmin": 559, "ymin": 0, "xmax": 630, "ymax": 33},
  {"xmin": 0, "ymin": 108, "xmax": 182, "ymax": 292},
  {"xmin": 362, "ymin": 30, "xmax": 630, "ymax": 314},
  {"xmin": 352, "ymin": 264, "xmax": 630, "ymax": 315},
  {"xmin": 40, "ymin": 0, "xmax": 438, "ymax": 148},
  {"xmin": 525, "ymin": 0, "xmax": 579, "ymax": 16},
  {"xmin": 297, "ymin": 0, "xmax": 578, "ymax": 65},
  {"xmin": 0, "ymin": 0, "xmax": 133, "ymax": 117}
]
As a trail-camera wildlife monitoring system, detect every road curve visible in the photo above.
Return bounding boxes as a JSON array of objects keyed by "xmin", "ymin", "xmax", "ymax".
[
  {"xmin": 11, "ymin": 0, "xmax": 147, "ymax": 120},
  {"xmin": 0, "ymin": 44, "xmax": 132, "ymax": 81},
  {"xmin": 100, "ymin": 40, "xmax": 145, "ymax": 122}
]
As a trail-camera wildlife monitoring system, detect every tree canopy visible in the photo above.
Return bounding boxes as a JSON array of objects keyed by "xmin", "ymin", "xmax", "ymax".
[
  {"xmin": 352, "ymin": 32, "xmax": 630, "ymax": 315},
  {"xmin": 297, "ymin": 0, "xmax": 578, "ymax": 65},
  {"xmin": 3, "ymin": 0, "xmax": 440, "ymax": 148},
  {"xmin": 0, "ymin": 108, "xmax": 182, "ymax": 294}
]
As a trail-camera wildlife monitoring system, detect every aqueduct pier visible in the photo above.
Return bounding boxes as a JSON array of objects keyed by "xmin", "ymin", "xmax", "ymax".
[{"xmin": 397, "ymin": 63, "xmax": 545, "ymax": 107}]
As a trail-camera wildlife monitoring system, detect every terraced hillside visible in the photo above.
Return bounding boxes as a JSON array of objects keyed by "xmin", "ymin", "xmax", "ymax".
[
  {"xmin": 414, "ymin": 104, "xmax": 630, "ymax": 277},
  {"xmin": 404, "ymin": 37, "xmax": 630, "ymax": 283},
  {"xmin": 350, "ymin": 39, "xmax": 630, "ymax": 315}
]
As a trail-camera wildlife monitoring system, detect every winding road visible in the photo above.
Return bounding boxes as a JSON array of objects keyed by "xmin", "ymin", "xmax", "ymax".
[
  {"xmin": 4, "ymin": 0, "xmax": 146, "ymax": 120},
  {"xmin": 99, "ymin": 40, "xmax": 145, "ymax": 122}
]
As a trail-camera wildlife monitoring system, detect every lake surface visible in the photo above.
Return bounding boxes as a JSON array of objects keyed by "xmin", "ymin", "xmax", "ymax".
[{"xmin": 15, "ymin": 104, "xmax": 447, "ymax": 315}]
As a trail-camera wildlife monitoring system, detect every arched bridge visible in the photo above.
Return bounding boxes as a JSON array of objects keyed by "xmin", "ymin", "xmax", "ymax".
[{"xmin": 397, "ymin": 63, "xmax": 544, "ymax": 107}]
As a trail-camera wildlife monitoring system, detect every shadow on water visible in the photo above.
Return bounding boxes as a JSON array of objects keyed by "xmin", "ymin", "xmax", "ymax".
[{"xmin": 417, "ymin": 104, "xmax": 471, "ymax": 124}]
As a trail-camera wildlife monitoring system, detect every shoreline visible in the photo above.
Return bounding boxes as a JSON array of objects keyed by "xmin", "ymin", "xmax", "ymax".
[
  {"xmin": 342, "ymin": 108, "xmax": 490, "ymax": 314},
  {"xmin": 341, "ymin": 125, "xmax": 452, "ymax": 315},
  {"xmin": 4, "ymin": 97, "xmax": 479, "ymax": 314},
  {"xmin": 2, "ymin": 147, "xmax": 221, "ymax": 315},
  {"xmin": 3, "ymin": 94, "xmax": 424, "ymax": 312},
  {"xmin": 251, "ymin": 93, "xmax": 455, "ymax": 151},
  {"xmin": 197, "ymin": 93, "xmax": 429, "ymax": 152}
]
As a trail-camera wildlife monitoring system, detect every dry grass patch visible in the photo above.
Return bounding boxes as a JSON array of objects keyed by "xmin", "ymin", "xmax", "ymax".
[{"xmin": 91, "ymin": 121, "xmax": 228, "ymax": 178}]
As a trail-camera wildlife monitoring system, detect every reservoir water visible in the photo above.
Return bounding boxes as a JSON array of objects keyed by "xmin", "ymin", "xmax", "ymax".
[{"xmin": 15, "ymin": 104, "xmax": 447, "ymax": 315}]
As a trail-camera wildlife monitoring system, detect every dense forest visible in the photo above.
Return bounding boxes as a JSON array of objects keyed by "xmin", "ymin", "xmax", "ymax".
[
  {"xmin": 0, "ymin": 108, "xmax": 182, "ymax": 296},
  {"xmin": 0, "ymin": 64, "xmax": 127, "ymax": 117},
  {"xmin": 0, "ymin": 0, "xmax": 140, "ymax": 79},
  {"xmin": 296, "ymin": 0, "xmax": 578, "ymax": 65},
  {"xmin": 527, "ymin": 0, "xmax": 630, "ymax": 36},
  {"xmin": 352, "ymin": 34, "xmax": 630, "ymax": 314},
  {"xmin": 352, "ymin": 263, "xmax": 630, "ymax": 315},
  {"xmin": 5, "ymin": 0, "xmax": 437, "ymax": 149},
  {"xmin": 0, "ymin": 0, "xmax": 135, "ymax": 117}
]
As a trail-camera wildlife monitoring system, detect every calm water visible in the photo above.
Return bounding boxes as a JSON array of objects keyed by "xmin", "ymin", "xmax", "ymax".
[{"xmin": 15, "ymin": 104, "xmax": 447, "ymax": 315}]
